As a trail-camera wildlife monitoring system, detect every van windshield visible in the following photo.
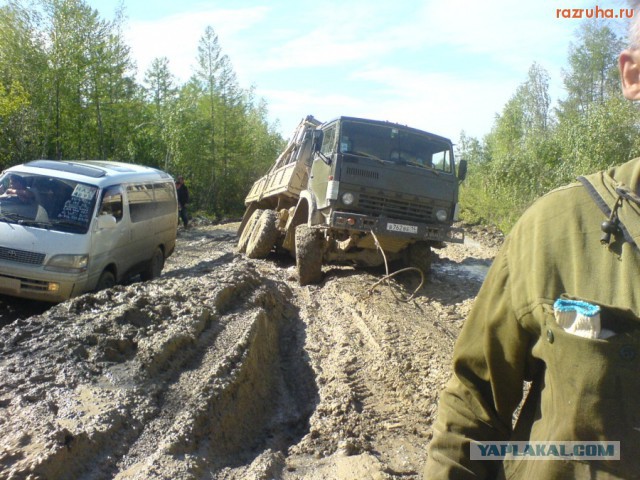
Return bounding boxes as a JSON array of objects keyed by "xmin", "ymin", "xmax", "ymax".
[{"xmin": 0, "ymin": 171, "xmax": 98, "ymax": 233}]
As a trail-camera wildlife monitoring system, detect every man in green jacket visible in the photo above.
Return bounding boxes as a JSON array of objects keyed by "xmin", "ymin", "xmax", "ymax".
[{"xmin": 424, "ymin": 10, "xmax": 640, "ymax": 480}]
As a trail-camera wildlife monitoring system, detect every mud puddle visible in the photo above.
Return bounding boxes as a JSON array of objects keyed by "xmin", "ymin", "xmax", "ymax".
[{"xmin": 431, "ymin": 259, "xmax": 491, "ymax": 282}]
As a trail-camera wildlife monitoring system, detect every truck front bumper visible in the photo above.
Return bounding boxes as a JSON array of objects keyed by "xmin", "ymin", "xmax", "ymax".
[{"xmin": 330, "ymin": 211, "xmax": 464, "ymax": 244}]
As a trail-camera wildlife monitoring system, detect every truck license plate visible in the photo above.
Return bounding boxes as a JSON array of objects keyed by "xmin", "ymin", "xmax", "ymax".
[{"xmin": 387, "ymin": 222, "xmax": 418, "ymax": 234}]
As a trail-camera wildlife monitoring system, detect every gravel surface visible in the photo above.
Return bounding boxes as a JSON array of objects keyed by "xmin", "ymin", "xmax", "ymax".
[{"xmin": 0, "ymin": 221, "xmax": 500, "ymax": 480}]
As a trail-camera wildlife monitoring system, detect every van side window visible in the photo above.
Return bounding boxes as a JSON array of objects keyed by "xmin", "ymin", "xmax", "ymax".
[
  {"xmin": 154, "ymin": 182, "xmax": 177, "ymax": 216},
  {"xmin": 127, "ymin": 183, "xmax": 155, "ymax": 223},
  {"xmin": 100, "ymin": 185, "xmax": 124, "ymax": 221}
]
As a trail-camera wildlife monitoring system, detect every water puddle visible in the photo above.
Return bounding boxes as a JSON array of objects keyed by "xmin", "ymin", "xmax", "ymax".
[{"xmin": 432, "ymin": 261, "xmax": 491, "ymax": 282}]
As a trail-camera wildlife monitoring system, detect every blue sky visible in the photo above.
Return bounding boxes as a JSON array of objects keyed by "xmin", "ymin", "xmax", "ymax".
[{"xmin": 86, "ymin": 0, "xmax": 631, "ymax": 142}]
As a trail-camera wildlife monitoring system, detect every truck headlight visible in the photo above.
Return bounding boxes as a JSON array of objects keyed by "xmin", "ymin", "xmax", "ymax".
[
  {"xmin": 342, "ymin": 192, "xmax": 355, "ymax": 205},
  {"xmin": 45, "ymin": 254, "xmax": 89, "ymax": 273},
  {"xmin": 436, "ymin": 209, "xmax": 448, "ymax": 222}
]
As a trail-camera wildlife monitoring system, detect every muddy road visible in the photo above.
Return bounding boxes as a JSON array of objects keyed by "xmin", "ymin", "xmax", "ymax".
[{"xmin": 0, "ymin": 221, "xmax": 500, "ymax": 480}]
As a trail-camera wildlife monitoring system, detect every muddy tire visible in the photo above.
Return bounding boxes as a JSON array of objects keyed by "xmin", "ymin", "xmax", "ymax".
[
  {"xmin": 246, "ymin": 210, "xmax": 279, "ymax": 259},
  {"xmin": 295, "ymin": 224, "xmax": 324, "ymax": 286},
  {"xmin": 96, "ymin": 270, "xmax": 116, "ymax": 291},
  {"xmin": 406, "ymin": 242, "xmax": 432, "ymax": 275},
  {"xmin": 141, "ymin": 247, "xmax": 164, "ymax": 281},
  {"xmin": 236, "ymin": 209, "xmax": 264, "ymax": 254}
]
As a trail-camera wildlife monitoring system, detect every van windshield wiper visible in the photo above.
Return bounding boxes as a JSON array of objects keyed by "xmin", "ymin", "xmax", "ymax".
[
  {"xmin": 16, "ymin": 219, "xmax": 52, "ymax": 229},
  {"xmin": 0, "ymin": 211, "xmax": 23, "ymax": 223},
  {"xmin": 48, "ymin": 218, "xmax": 87, "ymax": 232}
]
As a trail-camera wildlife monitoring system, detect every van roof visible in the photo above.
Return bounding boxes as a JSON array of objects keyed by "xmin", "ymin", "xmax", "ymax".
[{"xmin": 10, "ymin": 160, "xmax": 172, "ymax": 185}]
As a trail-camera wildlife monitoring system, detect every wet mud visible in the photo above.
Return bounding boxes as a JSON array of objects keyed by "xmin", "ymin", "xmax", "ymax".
[{"xmin": 0, "ymin": 222, "xmax": 500, "ymax": 479}]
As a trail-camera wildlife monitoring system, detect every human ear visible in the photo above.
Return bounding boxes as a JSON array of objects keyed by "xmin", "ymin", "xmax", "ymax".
[{"xmin": 620, "ymin": 49, "xmax": 640, "ymax": 100}]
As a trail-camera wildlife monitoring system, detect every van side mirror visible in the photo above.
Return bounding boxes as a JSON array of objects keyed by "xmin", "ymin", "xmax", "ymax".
[
  {"xmin": 96, "ymin": 213, "xmax": 117, "ymax": 229},
  {"xmin": 457, "ymin": 159, "xmax": 468, "ymax": 182}
]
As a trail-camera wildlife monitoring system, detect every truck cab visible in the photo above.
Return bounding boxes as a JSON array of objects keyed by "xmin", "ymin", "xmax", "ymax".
[{"xmin": 238, "ymin": 116, "xmax": 467, "ymax": 285}]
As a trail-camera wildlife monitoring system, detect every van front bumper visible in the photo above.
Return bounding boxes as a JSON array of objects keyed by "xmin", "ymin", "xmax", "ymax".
[{"xmin": 0, "ymin": 263, "xmax": 87, "ymax": 302}]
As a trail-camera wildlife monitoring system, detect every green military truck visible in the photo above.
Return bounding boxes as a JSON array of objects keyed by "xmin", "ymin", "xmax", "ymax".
[{"xmin": 237, "ymin": 115, "xmax": 467, "ymax": 285}]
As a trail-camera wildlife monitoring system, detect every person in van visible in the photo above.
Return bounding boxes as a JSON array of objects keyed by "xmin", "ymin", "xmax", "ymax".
[
  {"xmin": 0, "ymin": 174, "xmax": 34, "ymax": 203},
  {"xmin": 0, "ymin": 174, "xmax": 42, "ymax": 220}
]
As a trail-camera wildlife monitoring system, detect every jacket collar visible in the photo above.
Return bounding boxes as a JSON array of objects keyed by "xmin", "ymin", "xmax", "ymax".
[{"xmin": 578, "ymin": 158, "xmax": 640, "ymax": 248}]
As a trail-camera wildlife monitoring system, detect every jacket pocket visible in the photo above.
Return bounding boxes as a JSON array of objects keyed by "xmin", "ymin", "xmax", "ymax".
[{"xmin": 526, "ymin": 297, "xmax": 640, "ymax": 477}]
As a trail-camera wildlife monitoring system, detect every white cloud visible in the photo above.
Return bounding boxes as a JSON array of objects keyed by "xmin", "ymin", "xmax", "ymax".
[
  {"xmin": 257, "ymin": 66, "xmax": 516, "ymax": 141},
  {"xmin": 119, "ymin": 0, "xmax": 607, "ymax": 140},
  {"xmin": 124, "ymin": 6, "xmax": 269, "ymax": 82}
]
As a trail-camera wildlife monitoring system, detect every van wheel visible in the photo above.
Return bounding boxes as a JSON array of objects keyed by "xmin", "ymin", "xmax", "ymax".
[
  {"xmin": 236, "ymin": 208, "xmax": 264, "ymax": 254},
  {"xmin": 141, "ymin": 247, "xmax": 164, "ymax": 281},
  {"xmin": 295, "ymin": 224, "xmax": 324, "ymax": 285},
  {"xmin": 246, "ymin": 210, "xmax": 279, "ymax": 259},
  {"xmin": 96, "ymin": 270, "xmax": 116, "ymax": 291}
]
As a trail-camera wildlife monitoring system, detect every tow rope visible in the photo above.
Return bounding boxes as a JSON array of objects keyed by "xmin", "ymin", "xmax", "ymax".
[{"xmin": 366, "ymin": 230, "xmax": 425, "ymax": 302}]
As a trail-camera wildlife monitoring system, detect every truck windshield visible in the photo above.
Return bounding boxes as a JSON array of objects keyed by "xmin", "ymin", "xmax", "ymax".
[
  {"xmin": 0, "ymin": 171, "xmax": 98, "ymax": 233},
  {"xmin": 339, "ymin": 120, "xmax": 453, "ymax": 173}
]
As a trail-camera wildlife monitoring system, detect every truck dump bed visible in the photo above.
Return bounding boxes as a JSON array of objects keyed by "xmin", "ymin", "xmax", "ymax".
[{"xmin": 244, "ymin": 115, "xmax": 321, "ymax": 205}]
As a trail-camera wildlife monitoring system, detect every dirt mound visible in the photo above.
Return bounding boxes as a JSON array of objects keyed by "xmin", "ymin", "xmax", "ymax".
[{"xmin": 0, "ymin": 223, "xmax": 498, "ymax": 479}]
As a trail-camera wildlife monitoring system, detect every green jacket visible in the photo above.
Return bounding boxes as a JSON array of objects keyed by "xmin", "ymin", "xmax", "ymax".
[{"xmin": 424, "ymin": 159, "xmax": 640, "ymax": 479}]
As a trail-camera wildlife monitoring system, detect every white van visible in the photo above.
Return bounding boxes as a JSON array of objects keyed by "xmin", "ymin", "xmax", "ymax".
[{"xmin": 0, "ymin": 160, "xmax": 178, "ymax": 302}]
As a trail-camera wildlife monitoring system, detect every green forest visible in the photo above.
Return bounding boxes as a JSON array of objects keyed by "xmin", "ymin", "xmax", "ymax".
[
  {"xmin": 1, "ymin": 0, "xmax": 639, "ymax": 228},
  {"xmin": 0, "ymin": 0, "xmax": 285, "ymax": 217},
  {"xmin": 458, "ymin": 20, "xmax": 640, "ymax": 232}
]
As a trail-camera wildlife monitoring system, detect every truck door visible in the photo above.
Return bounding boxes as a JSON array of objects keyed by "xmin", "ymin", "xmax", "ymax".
[{"xmin": 309, "ymin": 123, "xmax": 337, "ymax": 209}]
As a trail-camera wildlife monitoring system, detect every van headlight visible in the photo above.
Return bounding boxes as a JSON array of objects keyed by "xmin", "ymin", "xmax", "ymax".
[
  {"xmin": 45, "ymin": 254, "xmax": 89, "ymax": 273},
  {"xmin": 436, "ymin": 209, "xmax": 448, "ymax": 222},
  {"xmin": 342, "ymin": 192, "xmax": 355, "ymax": 205}
]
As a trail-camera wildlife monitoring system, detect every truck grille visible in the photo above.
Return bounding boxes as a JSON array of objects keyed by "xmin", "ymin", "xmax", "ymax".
[
  {"xmin": 0, "ymin": 246, "xmax": 46, "ymax": 265},
  {"xmin": 358, "ymin": 194, "xmax": 433, "ymax": 223},
  {"xmin": 345, "ymin": 167, "xmax": 379, "ymax": 180}
]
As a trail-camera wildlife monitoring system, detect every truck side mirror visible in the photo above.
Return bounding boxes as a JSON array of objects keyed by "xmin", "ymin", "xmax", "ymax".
[{"xmin": 457, "ymin": 159, "xmax": 468, "ymax": 181}]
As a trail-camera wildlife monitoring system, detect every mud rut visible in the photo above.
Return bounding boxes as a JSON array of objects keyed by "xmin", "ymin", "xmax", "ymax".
[{"xmin": 0, "ymin": 222, "xmax": 499, "ymax": 480}]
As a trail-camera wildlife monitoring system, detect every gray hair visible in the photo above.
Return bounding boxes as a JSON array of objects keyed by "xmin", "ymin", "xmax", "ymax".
[{"xmin": 630, "ymin": 1, "xmax": 640, "ymax": 48}]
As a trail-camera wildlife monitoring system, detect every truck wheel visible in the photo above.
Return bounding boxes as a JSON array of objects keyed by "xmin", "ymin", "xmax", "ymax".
[
  {"xmin": 96, "ymin": 270, "xmax": 116, "ymax": 291},
  {"xmin": 236, "ymin": 209, "xmax": 264, "ymax": 254},
  {"xmin": 406, "ymin": 242, "xmax": 432, "ymax": 274},
  {"xmin": 246, "ymin": 210, "xmax": 279, "ymax": 259},
  {"xmin": 295, "ymin": 224, "xmax": 324, "ymax": 285},
  {"xmin": 141, "ymin": 247, "xmax": 164, "ymax": 281}
]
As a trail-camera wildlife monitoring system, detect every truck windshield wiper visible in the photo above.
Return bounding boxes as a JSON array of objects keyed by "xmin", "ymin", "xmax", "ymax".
[
  {"xmin": 346, "ymin": 151, "xmax": 386, "ymax": 164},
  {"xmin": 405, "ymin": 160, "xmax": 440, "ymax": 174}
]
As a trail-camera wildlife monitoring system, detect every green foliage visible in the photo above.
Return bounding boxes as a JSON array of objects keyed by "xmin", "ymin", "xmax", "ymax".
[
  {"xmin": 0, "ymin": 0, "xmax": 283, "ymax": 216},
  {"xmin": 459, "ymin": 20, "xmax": 640, "ymax": 234}
]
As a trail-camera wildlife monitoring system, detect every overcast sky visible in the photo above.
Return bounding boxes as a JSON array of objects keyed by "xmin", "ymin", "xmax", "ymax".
[{"xmin": 86, "ymin": 0, "xmax": 631, "ymax": 142}]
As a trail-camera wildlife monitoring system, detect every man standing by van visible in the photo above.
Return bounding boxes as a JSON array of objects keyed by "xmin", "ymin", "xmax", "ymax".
[{"xmin": 176, "ymin": 176, "xmax": 190, "ymax": 229}]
